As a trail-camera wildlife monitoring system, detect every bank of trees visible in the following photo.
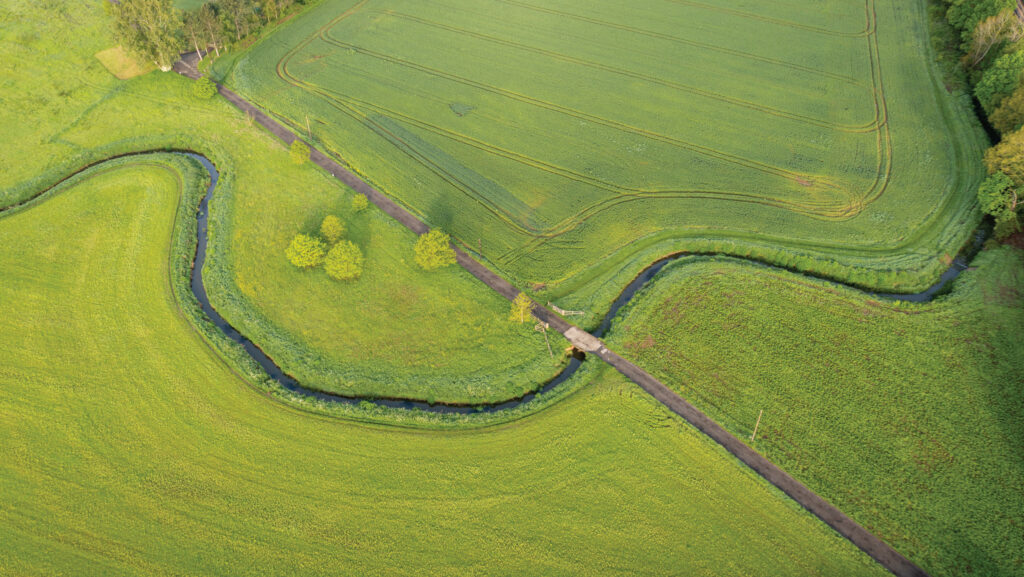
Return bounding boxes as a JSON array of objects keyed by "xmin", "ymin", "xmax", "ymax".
[
  {"xmin": 107, "ymin": 0, "xmax": 308, "ymax": 70},
  {"xmin": 942, "ymin": 0, "xmax": 1024, "ymax": 238}
]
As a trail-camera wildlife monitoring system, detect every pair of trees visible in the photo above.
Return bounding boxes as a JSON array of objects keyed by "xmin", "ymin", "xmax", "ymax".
[
  {"xmin": 286, "ymin": 214, "xmax": 364, "ymax": 281},
  {"xmin": 182, "ymin": 3, "xmax": 225, "ymax": 60},
  {"xmin": 965, "ymin": 8, "xmax": 1024, "ymax": 69}
]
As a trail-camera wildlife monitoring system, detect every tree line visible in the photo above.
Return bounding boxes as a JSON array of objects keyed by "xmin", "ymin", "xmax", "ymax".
[
  {"xmin": 105, "ymin": 0, "xmax": 310, "ymax": 71},
  {"xmin": 941, "ymin": 0, "xmax": 1024, "ymax": 238}
]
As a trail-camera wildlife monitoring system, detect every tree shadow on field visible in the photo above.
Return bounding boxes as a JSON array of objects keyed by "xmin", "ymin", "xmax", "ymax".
[{"xmin": 426, "ymin": 194, "xmax": 455, "ymax": 235}]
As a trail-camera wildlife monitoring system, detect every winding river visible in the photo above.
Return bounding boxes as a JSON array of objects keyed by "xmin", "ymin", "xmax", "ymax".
[{"xmin": 178, "ymin": 152, "xmax": 988, "ymax": 414}]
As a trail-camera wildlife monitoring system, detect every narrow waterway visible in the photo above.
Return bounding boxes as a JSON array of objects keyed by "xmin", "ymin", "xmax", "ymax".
[{"xmin": 181, "ymin": 152, "xmax": 987, "ymax": 414}]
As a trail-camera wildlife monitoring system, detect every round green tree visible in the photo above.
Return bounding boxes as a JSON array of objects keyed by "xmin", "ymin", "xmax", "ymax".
[
  {"xmin": 320, "ymin": 215, "xmax": 345, "ymax": 245},
  {"xmin": 414, "ymin": 230, "xmax": 456, "ymax": 270},
  {"xmin": 352, "ymin": 193, "xmax": 369, "ymax": 212},
  {"xmin": 285, "ymin": 234, "xmax": 326, "ymax": 268},
  {"xmin": 324, "ymin": 240, "xmax": 364, "ymax": 281},
  {"xmin": 976, "ymin": 50, "xmax": 1024, "ymax": 114},
  {"xmin": 977, "ymin": 171, "xmax": 1021, "ymax": 239},
  {"xmin": 290, "ymin": 140, "xmax": 310, "ymax": 165},
  {"xmin": 191, "ymin": 77, "xmax": 217, "ymax": 100}
]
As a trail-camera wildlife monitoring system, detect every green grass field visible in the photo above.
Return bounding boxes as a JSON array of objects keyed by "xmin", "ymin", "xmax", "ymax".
[
  {"xmin": 218, "ymin": 0, "xmax": 987, "ymax": 318},
  {"xmin": 0, "ymin": 0, "xmax": 566, "ymax": 405},
  {"xmin": 0, "ymin": 158, "xmax": 888, "ymax": 575},
  {"xmin": 604, "ymin": 253, "xmax": 1024, "ymax": 577}
]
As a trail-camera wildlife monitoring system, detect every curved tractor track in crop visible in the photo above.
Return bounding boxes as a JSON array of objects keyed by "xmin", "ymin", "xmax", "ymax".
[
  {"xmin": 259, "ymin": 0, "xmax": 982, "ymax": 293},
  {"xmin": 273, "ymin": 0, "xmax": 894, "ymax": 235}
]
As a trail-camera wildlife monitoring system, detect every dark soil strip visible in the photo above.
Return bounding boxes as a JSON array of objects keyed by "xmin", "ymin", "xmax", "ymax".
[{"xmin": 175, "ymin": 57, "xmax": 931, "ymax": 576}]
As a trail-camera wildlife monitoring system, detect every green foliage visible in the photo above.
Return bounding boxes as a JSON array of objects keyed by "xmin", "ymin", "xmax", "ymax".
[
  {"xmin": 509, "ymin": 291, "xmax": 533, "ymax": 323},
  {"xmin": 285, "ymin": 233, "xmax": 325, "ymax": 268},
  {"xmin": 985, "ymin": 127, "xmax": 1024, "ymax": 185},
  {"xmin": 977, "ymin": 171, "xmax": 1018, "ymax": 214},
  {"xmin": 319, "ymin": 214, "xmax": 345, "ymax": 244},
  {"xmin": 994, "ymin": 209, "xmax": 1022, "ymax": 238},
  {"xmin": 607, "ymin": 254, "xmax": 1024, "ymax": 577},
  {"xmin": 945, "ymin": 0, "xmax": 1016, "ymax": 45},
  {"xmin": 990, "ymin": 82, "xmax": 1024, "ymax": 133},
  {"xmin": 323, "ymin": 240, "xmax": 364, "ymax": 280},
  {"xmin": 414, "ymin": 229, "xmax": 456, "ymax": 270},
  {"xmin": 352, "ymin": 193, "xmax": 369, "ymax": 212},
  {"xmin": 110, "ymin": 0, "xmax": 182, "ymax": 71},
  {"xmin": 191, "ymin": 76, "xmax": 218, "ymax": 99},
  {"xmin": 196, "ymin": 3, "xmax": 225, "ymax": 55},
  {"xmin": 289, "ymin": 139, "xmax": 310, "ymax": 164},
  {"xmin": 976, "ymin": 50, "xmax": 1024, "ymax": 113}
]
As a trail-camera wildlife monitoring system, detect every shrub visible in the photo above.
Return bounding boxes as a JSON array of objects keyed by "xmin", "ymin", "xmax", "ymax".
[
  {"xmin": 290, "ymin": 140, "xmax": 310, "ymax": 164},
  {"xmin": 324, "ymin": 240, "xmax": 364, "ymax": 281},
  {"xmin": 352, "ymin": 193, "xmax": 369, "ymax": 212},
  {"xmin": 191, "ymin": 77, "xmax": 217, "ymax": 100},
  {"xmin": 320, "ymin": 215, "xmax": 345, "ymax": 244},
  {"xmin": 414, "ymin": 230, "xmax": 456, "ymax": 270},
  {"xmin": 285, "ymin": 233, "xmax": 326, "ymax": 268}
]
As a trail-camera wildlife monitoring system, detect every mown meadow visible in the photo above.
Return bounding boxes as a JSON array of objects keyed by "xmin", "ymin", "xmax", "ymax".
[
  {"xmin": 217, "ymin": 0, "xmax": 987, "ymax": 319},
  {"xmin": 0, "ymin": 157, "xmax": 889, "ymax": 575},
  {"xmin": 0, "ymin": 0, "xmax": 566, "ymax": 405},
  {"xmin": 604, "ymin": 252, "xmax": 1024, "ymax": 577}
]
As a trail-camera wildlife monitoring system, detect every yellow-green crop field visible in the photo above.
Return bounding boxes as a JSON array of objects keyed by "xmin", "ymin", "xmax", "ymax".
[{"xmin": 219, "ymin": 0, "xmax": 987, "ymax": 316}]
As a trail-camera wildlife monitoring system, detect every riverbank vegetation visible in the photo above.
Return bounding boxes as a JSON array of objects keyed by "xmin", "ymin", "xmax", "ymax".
[
  {"xmin": 936, "ymin": 0, "xmax": 1024, "ymax": 237},
  {"xmin": 604, "ymin": 252, "xmax": 1024, "ymax": 576}
]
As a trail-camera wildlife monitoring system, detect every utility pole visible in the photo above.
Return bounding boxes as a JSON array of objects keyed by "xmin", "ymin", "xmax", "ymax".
[
  {"xmin": 750, "ymin": 409, "xmax": 764, "ymax": 442},
  {"xmin": 306, "ymin": 115, "xmax": 312, "ymax": 138},
  {"xmin": 535, "ymin": 322, "xmax": 553, "ymax": 358}
]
